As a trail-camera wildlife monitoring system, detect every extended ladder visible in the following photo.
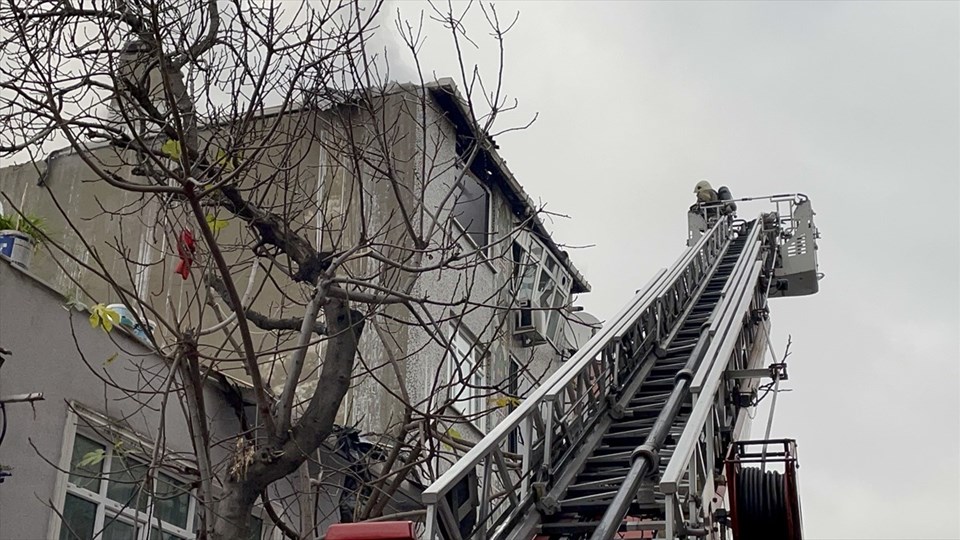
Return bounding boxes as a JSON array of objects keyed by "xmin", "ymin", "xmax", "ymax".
[{"xmin": 423, "ymin": 195, "xmax": 819, "ymax": 540}]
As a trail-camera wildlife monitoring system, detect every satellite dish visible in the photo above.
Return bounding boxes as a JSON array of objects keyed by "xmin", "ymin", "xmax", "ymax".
[{"xmin": 563, "ymin": 310, "xmax": 601, "ymax": 355}]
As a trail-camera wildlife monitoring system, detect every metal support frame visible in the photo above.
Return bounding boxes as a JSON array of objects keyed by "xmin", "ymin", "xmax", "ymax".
[{"xmin": 724, "ymin": 363, "xmax": 787, "ymax": 381}]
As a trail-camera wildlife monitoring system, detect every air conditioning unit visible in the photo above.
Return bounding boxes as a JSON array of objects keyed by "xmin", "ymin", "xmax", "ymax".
[{"xmin": 514, "ymin": 298, "xmax": 548, "ymax": 346}]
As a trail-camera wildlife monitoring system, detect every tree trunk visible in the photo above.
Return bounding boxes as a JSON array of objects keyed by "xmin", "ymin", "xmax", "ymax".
[
  {"xmin": 209, "ymin": 298, "xmax": 364, "ymax": 539},
  {"xmin": 209, "ymin": 481, "xmax": 260, "ymax": 540}
]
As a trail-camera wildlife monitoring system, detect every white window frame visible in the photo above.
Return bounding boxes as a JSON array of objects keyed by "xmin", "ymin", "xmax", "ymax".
[
  {"xmin": 511, "ymin": 231, "xmax": 573, "ymax": 346},
  {"xmin": 50, "ymin": 403, "xmax": 272, "ymax": 540},
  {"xmin": 51, "ymin": 405, "xmax": 196, "ymax": 540},
  {"xmin": 446, "ymin": 326, "xmax": 486, "ymax": 430}
]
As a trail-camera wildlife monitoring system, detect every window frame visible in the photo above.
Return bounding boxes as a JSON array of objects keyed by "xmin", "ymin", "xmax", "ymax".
[
  {"xmin": 446, "ymin": 326, "xmax": 487, "ymax": 430},
  {"xmin": 50, "ymin": 403, "xmax": 271, "ymax": 540},
  {"xmin": 53, "ymin": 408, "xmax": 197, "ymax": 540},
  {"xmin": 511, "ymin": 232, "xmax": 573, "ymax": 346},
  {"xmin": 450, "ymin": 169, "xmax": 493, "ymax": 255}
]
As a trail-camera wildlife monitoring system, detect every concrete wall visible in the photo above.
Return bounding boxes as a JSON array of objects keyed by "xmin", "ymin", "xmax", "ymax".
[
  {"xmin": 336, "ymin": 90, "xmax": 568, "ymax": 447},
  {"xmin": 0, "ymin": 148, "xmax": 154, "ymax": 306},
  {"xmin": 0, "ymin": 260, "xmax": 279, "ymax": 538}
]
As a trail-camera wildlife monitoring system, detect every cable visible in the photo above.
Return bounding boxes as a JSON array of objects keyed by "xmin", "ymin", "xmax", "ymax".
[
  {"xmin": 760, "ymin": 334, "xmax": 792, "ymax": 471},
  {"xmin": 0, "ymin": 401, "xmax": 7, "ymax": 448},
  {"xmin": 762, "ymin": 337, "xmax": 783, "ymax": 443}
]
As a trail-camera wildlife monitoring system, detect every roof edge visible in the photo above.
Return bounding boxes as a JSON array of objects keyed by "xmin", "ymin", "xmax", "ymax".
[
  {"xmin": 28, "ymin": 79, "xmax": 591, "ymax": 293},
  {"xmin": 427, "ymin": 81, "xmax": 590, "ymax": 294}
]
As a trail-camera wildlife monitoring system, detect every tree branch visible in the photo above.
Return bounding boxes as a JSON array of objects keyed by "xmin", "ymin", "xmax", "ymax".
[
  {"xmin": 184, "ymin": 190, "xmax": 278, "ymax": 437},
  {"xmin": 206, "ymin": 275, "xmax": 329, "ymax": 336},
  {"xmin": 218, "ymin": 184, "xmax": 335, "ymax": 285},
  {"xmin": 275, "ymin": 287, "xmax": 325, "ymax": 435}
]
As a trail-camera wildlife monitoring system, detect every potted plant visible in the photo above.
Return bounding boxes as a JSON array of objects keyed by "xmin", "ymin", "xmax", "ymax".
[{"xmin": 0, "ymin": 213, "xmax": 47, "ymax": 270}]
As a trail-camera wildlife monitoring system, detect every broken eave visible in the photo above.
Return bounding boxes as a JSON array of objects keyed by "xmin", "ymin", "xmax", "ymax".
[{"xmin": 427, "ymin": 81, "xmax": 590, "ymax": 295}]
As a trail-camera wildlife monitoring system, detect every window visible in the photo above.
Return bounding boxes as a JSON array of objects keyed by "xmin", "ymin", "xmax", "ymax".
[
  {"xmin": 54, "ymin": 409, "xmax": 267, "ymax": 540},
  {"xmin": 511, "ymin": 233, "xmax": 573, "ymax": 345},
  {"xmin": 451, "ymin": 173, "xmax": 490, "ymax": 251},
  {"xmin": 59, "ymin": 432, "xmax": 195, "ymax": 540},
  {"xmin": 447, "ymin": 328, "xmax": 486, "ymax": 428},
  {"xmin": 507, "ymin": 358, "xmax": 522, "ymax": 454}
]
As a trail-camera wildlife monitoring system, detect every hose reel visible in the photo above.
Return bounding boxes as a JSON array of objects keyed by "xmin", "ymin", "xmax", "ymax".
[{"xmin": 727, "ymin": 439, "xmax": 803, "ymax": 540}]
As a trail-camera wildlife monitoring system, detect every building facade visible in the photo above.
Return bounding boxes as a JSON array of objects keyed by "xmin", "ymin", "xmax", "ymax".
[{"xmin": 0, "ymin": 80, "xmax": 591, "ymax": 537}]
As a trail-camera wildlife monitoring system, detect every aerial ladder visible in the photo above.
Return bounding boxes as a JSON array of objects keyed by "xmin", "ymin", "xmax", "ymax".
[{"xmin": 421, "ymin": 194, "xmax": 822, "ymax": 540}]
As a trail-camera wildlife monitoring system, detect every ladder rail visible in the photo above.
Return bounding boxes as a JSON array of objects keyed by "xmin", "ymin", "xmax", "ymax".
[
  {"xmin": 539, "ymin": 219, "xmax": 731, "ymax": 476},
  {"xmin": 657, "ymin": 253, "xmax": 775, "ymax": 538},
  {"xmin": 587, "ymin": 218, "xmax": 765, "ymax": 540},
  {"xmin": 657, "ymin": 223, "xmax": 767, "ymax": 537},
  {"xmin": 691, "ymin": 223, "xmax": 766, "ymax": 391},
  {"xmin": 660, "ymin": 259, "xmax": 765, "ymax": 494},
  {"xmin": 534, "ymin": 220, "xmax": 743, "ymax": 510}
]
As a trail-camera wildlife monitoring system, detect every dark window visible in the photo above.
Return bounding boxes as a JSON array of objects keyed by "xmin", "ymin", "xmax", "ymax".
[
  {"xmin": 452, "ymin": 174, "xmax": 490, "ymax": 250},
  {"xmin": 507, "ymin": 358, "xmax": 522, "ymax": 454},
  {"xmin": 248, "ymin": 516, "xmax": 264, "ymax": 540},
  {"xmin": 59, "ymin": 494, "xmax": 97, "ymax": 540}
]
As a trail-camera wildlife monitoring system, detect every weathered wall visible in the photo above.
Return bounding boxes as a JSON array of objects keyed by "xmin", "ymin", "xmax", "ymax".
[
  {"xmin": 0, "ymin": 148, "xmax": 154, "ymax": 306},
  {"xmin": 340, "ymin": 89, "xmax": 568, "ymax": 454},
  {"xmin": 0, "ymin": 260, "xmax": 291, "ymax": 538},
  {"xmin": 0, "ymin": 114, "xmax": 324, "ymax": 387}
]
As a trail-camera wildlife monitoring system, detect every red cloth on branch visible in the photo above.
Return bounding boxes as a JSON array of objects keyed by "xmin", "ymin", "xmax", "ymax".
[{"xmin": 175, "ymin": 229, "xmax": 196, "ymax": 280}]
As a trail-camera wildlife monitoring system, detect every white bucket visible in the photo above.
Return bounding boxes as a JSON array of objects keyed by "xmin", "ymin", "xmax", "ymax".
[
  {"xmin": 0, "ymin": 230, "xmax": 34, "ymax": 270},
  {"xmin": 106, "ymin": 304, "xmax": 137, "ymax": 328},
  {"xmin": 106, "ymin": 304, "xmax": 156, "ymax": 344}
]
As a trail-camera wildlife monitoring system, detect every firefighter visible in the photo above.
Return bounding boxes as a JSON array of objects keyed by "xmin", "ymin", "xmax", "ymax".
[
  {"xmin": 694, "ymin": 180, "xmax": 719, "ymax": 203},
  {"xmin": 718, "ymin": 185, "xmax": 737, "ymax": 215}
]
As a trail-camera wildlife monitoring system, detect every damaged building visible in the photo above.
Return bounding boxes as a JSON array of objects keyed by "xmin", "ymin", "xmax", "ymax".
[{"xmin": 0, "ymin": 79, "xmax": 593, "ymax": 538}]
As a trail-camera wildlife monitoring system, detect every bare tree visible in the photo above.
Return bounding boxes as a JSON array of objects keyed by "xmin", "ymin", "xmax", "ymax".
[{"xmin": 0, "ymin": 0, "xmax": 583, "ymax": 538}]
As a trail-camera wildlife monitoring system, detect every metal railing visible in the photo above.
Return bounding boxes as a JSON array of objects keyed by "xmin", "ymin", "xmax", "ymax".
[
  {"xmin": 658, "ymin": 217, "xmax": 775, "ymax": 539},
  {"xmin": 694, "ymin": 193, "xmax": 809, "ymax": 233},
  {"xmin": 422, "ymin": 218, "xmax": 734, "ymax": 540},
  {"xmin": 583, "ymin": 215, "xmax": 764, "ymax": 539}
]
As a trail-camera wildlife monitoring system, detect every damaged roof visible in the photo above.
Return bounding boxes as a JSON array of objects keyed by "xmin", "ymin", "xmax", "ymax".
[
  {"xmin": 425, "ymin": 79, "xmax": 590, "ymax": 294},
  {"xmin": 30, "ymin": 79, "xmax": 590, "ymax": 294}
]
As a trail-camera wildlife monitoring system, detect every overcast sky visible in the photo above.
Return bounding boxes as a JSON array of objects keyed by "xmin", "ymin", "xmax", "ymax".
[{"xmin": 375, "ymin": 1, "xmax": 959, "ymax": 538}]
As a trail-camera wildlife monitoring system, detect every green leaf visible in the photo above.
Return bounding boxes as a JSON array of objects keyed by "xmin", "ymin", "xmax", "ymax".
[
  {"xmin": 89, "ymin": 304, "xmax": 121, "ymax": 333},
  {"xmin": 161, "ymin": 139, "xmax": 182, "ymax": 160},
  {"xmin": 77, "ymin": 449, "xmax": 105, "ymax": 468},
  {"xmin": 205, "ymin": 213, "xmax": 229, "ymax": 233},
  {"xmin": 103, "ymin": 353, "xmax": 119, "ymax": 366},
  {"xmin": 214, "ymin": 149, "xmax": 234, "ymax": 172},
  {"xmin": 491, "ymin": 395, "xmax": 522, "ymax": 408},
  {"xmin": 441, "ymin": 427, "xmax": 464, "ymax": 451}
]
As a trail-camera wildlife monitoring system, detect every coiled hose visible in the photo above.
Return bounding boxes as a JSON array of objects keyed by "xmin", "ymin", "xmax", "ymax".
[{"xmin": 735, "ymin": 467, "xmax": 798, "ymax": 540}]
